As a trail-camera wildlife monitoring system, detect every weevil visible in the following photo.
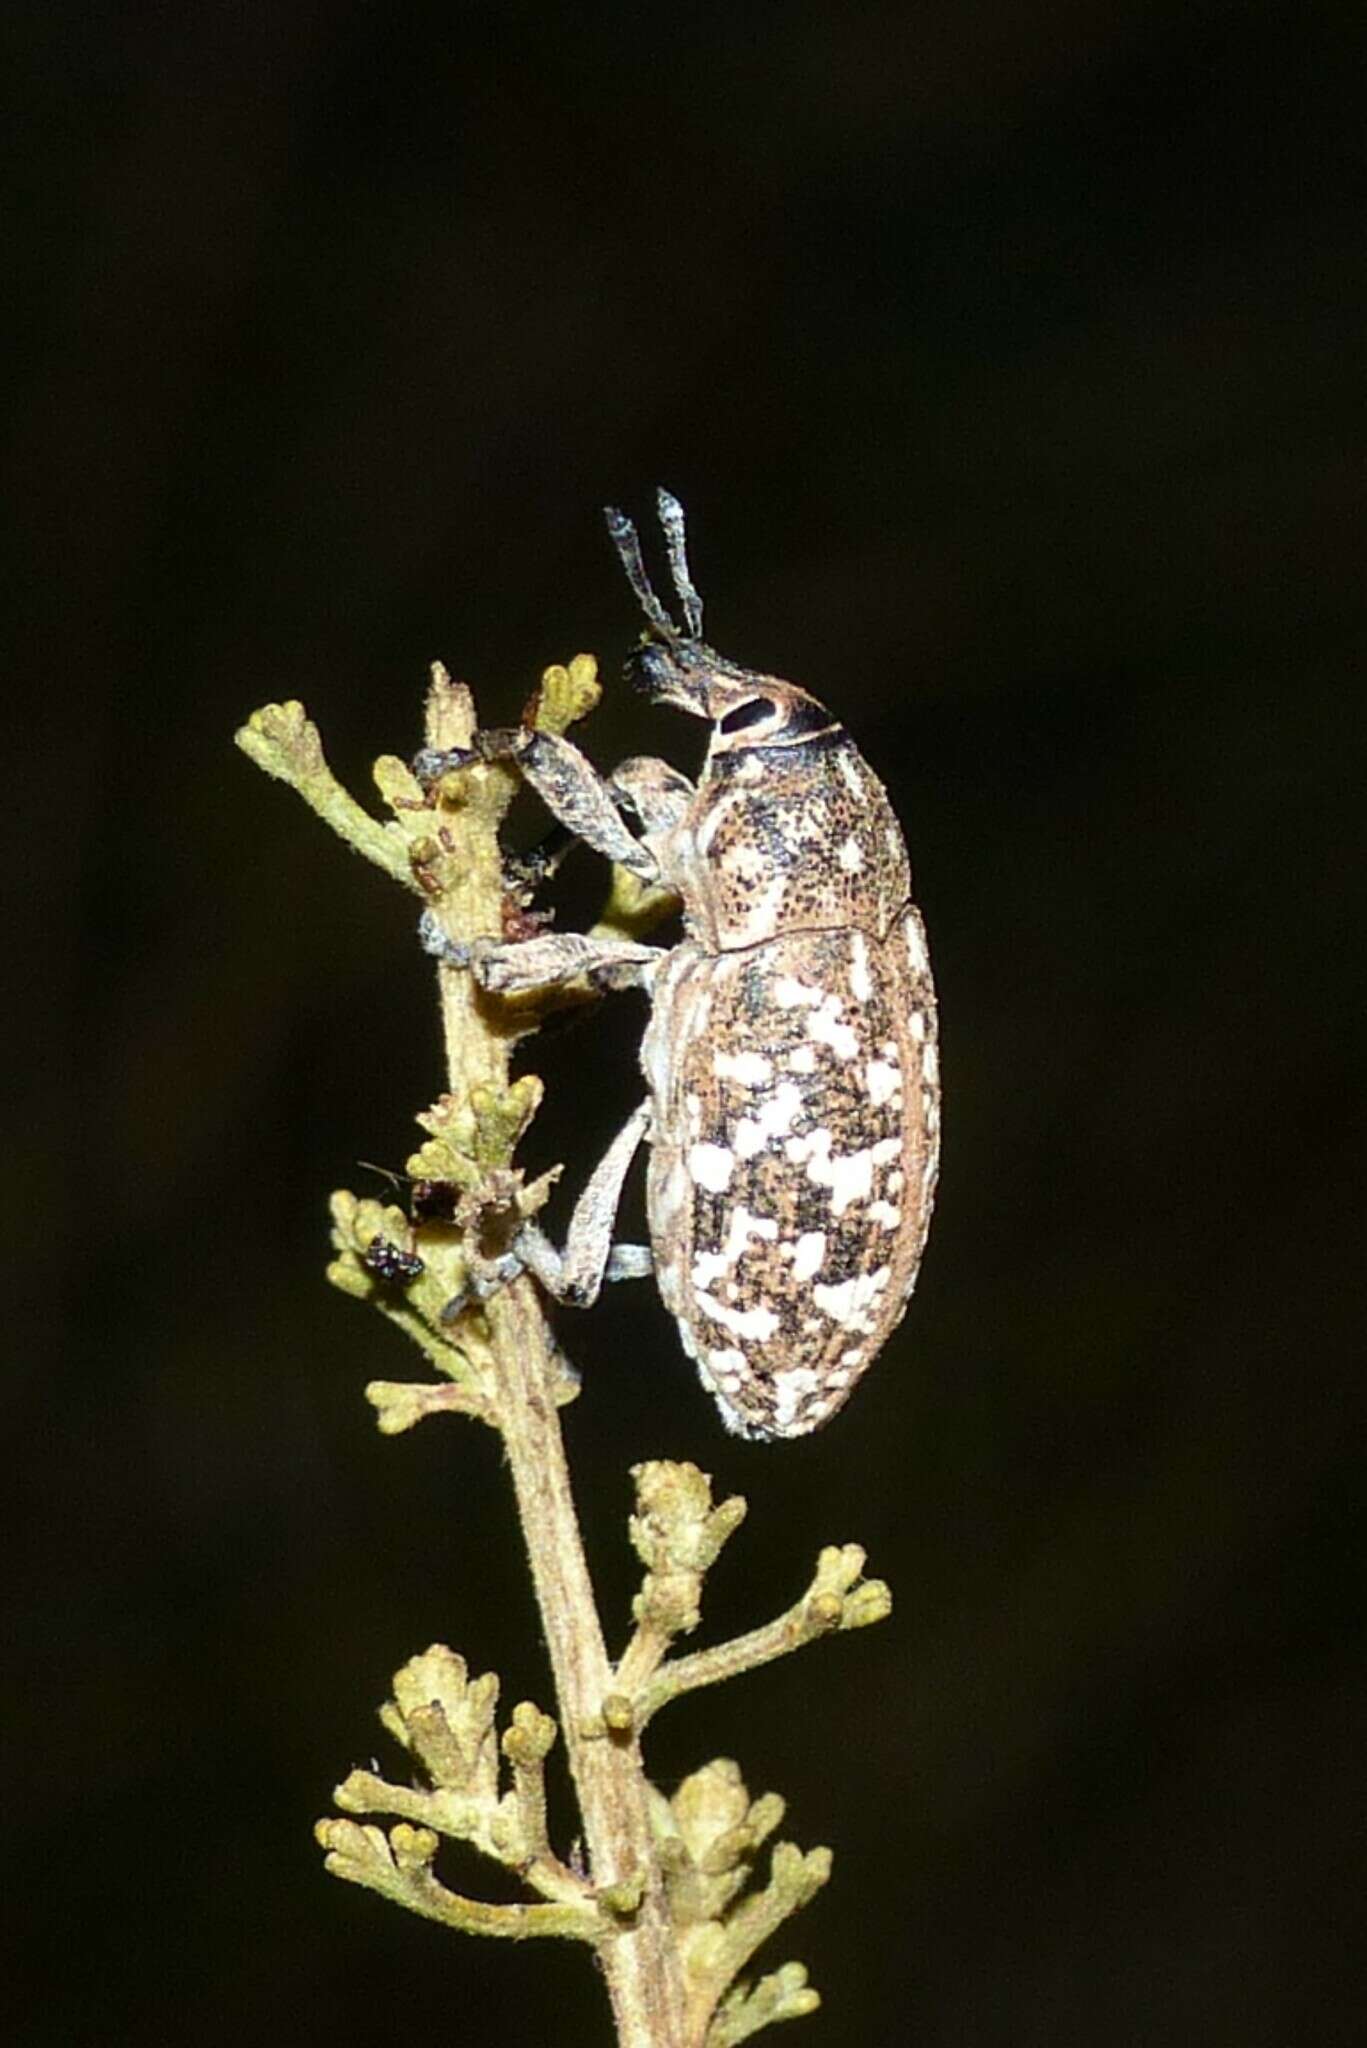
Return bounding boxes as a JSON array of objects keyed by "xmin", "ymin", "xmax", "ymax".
[{"xmin": 418, "ymin": 492, "xmax": 939, "ymax": 1439}]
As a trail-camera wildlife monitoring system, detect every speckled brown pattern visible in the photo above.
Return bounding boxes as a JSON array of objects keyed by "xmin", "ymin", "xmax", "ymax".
[
  {"xmin": 680, "ymin": 722, "xmax": 911, "ymax": 951},
  {"xmin": 608, "ymin": 630, "xmax": 941, "ymax": 1437},
  {"xmin": 641, "ymin": 910, "xmax": 938, "ymax": 1437}
]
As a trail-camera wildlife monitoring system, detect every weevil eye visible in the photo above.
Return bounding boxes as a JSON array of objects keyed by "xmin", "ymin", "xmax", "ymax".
[{"xmin": 718, "ymin": 697, "xmax": 775, "ymax": 734}]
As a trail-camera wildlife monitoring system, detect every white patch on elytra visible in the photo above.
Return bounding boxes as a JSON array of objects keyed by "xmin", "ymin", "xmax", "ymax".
[
  {"xmin": 868, "ymin": 1200, "xmax": 901, "ymax": 1229},
  {"xmin": 688, "ymin": 1196, "xmax": 774, "ymax": 1277},
  {"xmin": 773, "ymin": 974, "xmax": 823, "ymax": 1009},
  {"xmin": 693, "ymin": 1204, "xmax": 775, "ymax": 1292},
  {"xmin": 772, "ymin": 1365, "xmax": 822, "ymax": 1428},
  {"xmin": 714, "ymin": 1049, "xmax": 773, "ymax": 1086},
  {"xmin": 707, "ymin": 1346, "xmax": 747, "ymax": 1384},
  {"xmin": 838, "ymin": 833, "xmax": 864, "ymax": 873},
  {"xmin": 865, "ymin": 1057, "xmax": 900, "ymax": 1106},
  {"xmin": 786, "ymin": 1043, "xmax": 818, "ymax": 1075},
  {"xmin": 791, "ymin": 1229, "xmax": 826, "ymax": 1281},
  {"xmin": 813, "ymin": 1265, "xmax": 892, "ymax": 1332},
  {"xmin": 691, "ymin": 1247, "xmax": 729, "ymax": 1289},
  {"xmin": 695, "ymin": 1293, "xmax": 780, "ymax": 1342},
  {"xmin": 848, "ymin": 931, "xmax": 873, "ymax": 1002},
  {"xmin": 903, "ymin": 909, "xmax": 930, "ymax": 975},
  {"xmin": 838, "ymin": 752, "xmax": 864, "ymax": 799},
  {"xmin": 734, "ymin": 1080, "xmax": 803, "ymax": 1157},
  {"xmin": 688, "ymin": 1142, "xmax": 735, "ymax": 1193},
  {"xmin": 719, "ymin": 1206, "xmax": 778, "ymax": 1264},
  {"xmin": 807, "ymin": 995, "xmax": 859, "ymax": 1059},
  {"xmin": 787, "ymin": 1128, "xmax": 902, "ymax": 1216}
]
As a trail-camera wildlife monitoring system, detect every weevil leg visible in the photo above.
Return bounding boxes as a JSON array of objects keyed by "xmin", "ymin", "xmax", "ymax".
[
  {"xmin": 605, "ymin": 1242, "xmax": 654, "ymax": 1281},
  {"xmin": 504, "ymin": 819, "xmax": 577, "ymax": 893},
  {"xmin": 417, "ymin": 919, "xmax": 662, "ymax": 992},
  {"xmin": 515, "ymin": 1101, "xmax": 652, "ymax": 1308},
  {"xmin": 439, "ymin": 1102, "xmax": 653, "ymax": 1324},
  {"xmin": 609, "ymin": 755, "xmax": 695, "ymax": 838},
  {"xmin": 518, "ymin": 730, "xmax": 661, "ymax": 879},
  {"xmin": 440, "ymin": 1238, "xmax": 650, "ymax": 1322},
  {"xmin": 418, "ymin": 912, "xmax": 472, "ymax": 967},
  {"xmin": 477, "ymin": 931, "xmax": 663, "ymax": 995},
  {"xmin": 440, "ymin": 1250, "xmax": 525, "ymax": 1320},
  {"xmin": 416, "ymin": 728, "xmax": 659, "ymax": 881}
]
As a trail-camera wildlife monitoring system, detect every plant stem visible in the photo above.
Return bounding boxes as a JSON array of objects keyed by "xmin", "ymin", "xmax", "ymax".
[
  {"xmin": 486, "ymin": 1285, "xmax": 686, "ymax": 2046},
  {"xmin": 423, "ymin": 674, "xmax": 685, "ymax": 2048}
]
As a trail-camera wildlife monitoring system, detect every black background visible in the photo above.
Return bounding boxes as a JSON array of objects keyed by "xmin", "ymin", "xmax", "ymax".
[{"xmin": 10, "ymin": 5, "xmax": 1365, "ymax": 2043}]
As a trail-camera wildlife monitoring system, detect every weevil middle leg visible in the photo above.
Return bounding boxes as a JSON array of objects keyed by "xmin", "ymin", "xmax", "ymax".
[
  {"xmin": 514, "ymin": 1099, "xmax": 654, "ymax": 1307},
  {"xmin": 471, "ymin": 930, "xmax": 663, "ymax": 996},
  {"xmin": 416, "ymin": 727, "xmax": 660, "ymax": 880}
]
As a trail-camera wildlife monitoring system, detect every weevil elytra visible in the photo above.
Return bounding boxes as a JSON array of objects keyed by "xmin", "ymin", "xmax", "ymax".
[{"xmin": 419, "ymin": 492, "xmax": 940, "ymax": 1439}]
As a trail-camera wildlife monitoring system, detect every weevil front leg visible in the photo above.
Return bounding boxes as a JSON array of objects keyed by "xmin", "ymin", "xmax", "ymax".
[{"xmin": 415, "ymin": 728, "xmax": 660, "ymax": 881}]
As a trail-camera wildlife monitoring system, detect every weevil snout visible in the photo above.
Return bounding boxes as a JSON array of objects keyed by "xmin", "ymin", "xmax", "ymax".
[{"xmin": 623, "ymin": 637, "xmax": 713, "ymax": 715}]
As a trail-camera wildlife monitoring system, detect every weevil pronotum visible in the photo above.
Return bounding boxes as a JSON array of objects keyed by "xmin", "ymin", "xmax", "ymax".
[{"xmin": 417, "ymin": 492, "xmax": 940, "ymax": 1439}]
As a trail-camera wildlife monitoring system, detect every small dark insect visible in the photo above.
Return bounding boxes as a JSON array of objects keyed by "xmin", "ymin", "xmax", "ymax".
[{"xmin": 363, "ymin": 1236, "xmax": 426, "ymax": 1284}]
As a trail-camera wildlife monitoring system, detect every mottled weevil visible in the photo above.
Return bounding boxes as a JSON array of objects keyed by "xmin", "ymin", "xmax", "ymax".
[{"xmin": 422, "ymin": 492, "xmax": 940, "ymax": 1439}]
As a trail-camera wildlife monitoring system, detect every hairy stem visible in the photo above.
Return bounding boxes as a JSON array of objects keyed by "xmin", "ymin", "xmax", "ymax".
[{"xmin": 423, "ymin": 673, "xmax": 685, "ymax": 2048}]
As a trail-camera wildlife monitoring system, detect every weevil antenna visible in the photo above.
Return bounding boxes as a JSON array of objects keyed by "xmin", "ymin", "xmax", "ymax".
[
  {"xmin": 656, "ymin": 487, "xmax": 704, "ymax": 640},
  {"xmin": 604, "ymin": 504, "xmax": 678, "ymax": 639}
]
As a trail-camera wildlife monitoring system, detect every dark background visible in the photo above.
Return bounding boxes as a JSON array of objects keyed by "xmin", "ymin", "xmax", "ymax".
[{"xmin": 9, "ymin": 4, "xmax": 1365, "ymax": 2042}]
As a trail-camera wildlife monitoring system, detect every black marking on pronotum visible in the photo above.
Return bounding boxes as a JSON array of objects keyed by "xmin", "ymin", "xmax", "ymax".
[{"xmin": 718, "ymin": 698, "xmax": 774, "ymax": 734}]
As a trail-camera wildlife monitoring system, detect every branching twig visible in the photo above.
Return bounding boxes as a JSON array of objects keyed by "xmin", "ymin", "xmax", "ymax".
[{"xmin": 627, "ymin": 1544, "xmax": 892, "ymax": 1733}]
